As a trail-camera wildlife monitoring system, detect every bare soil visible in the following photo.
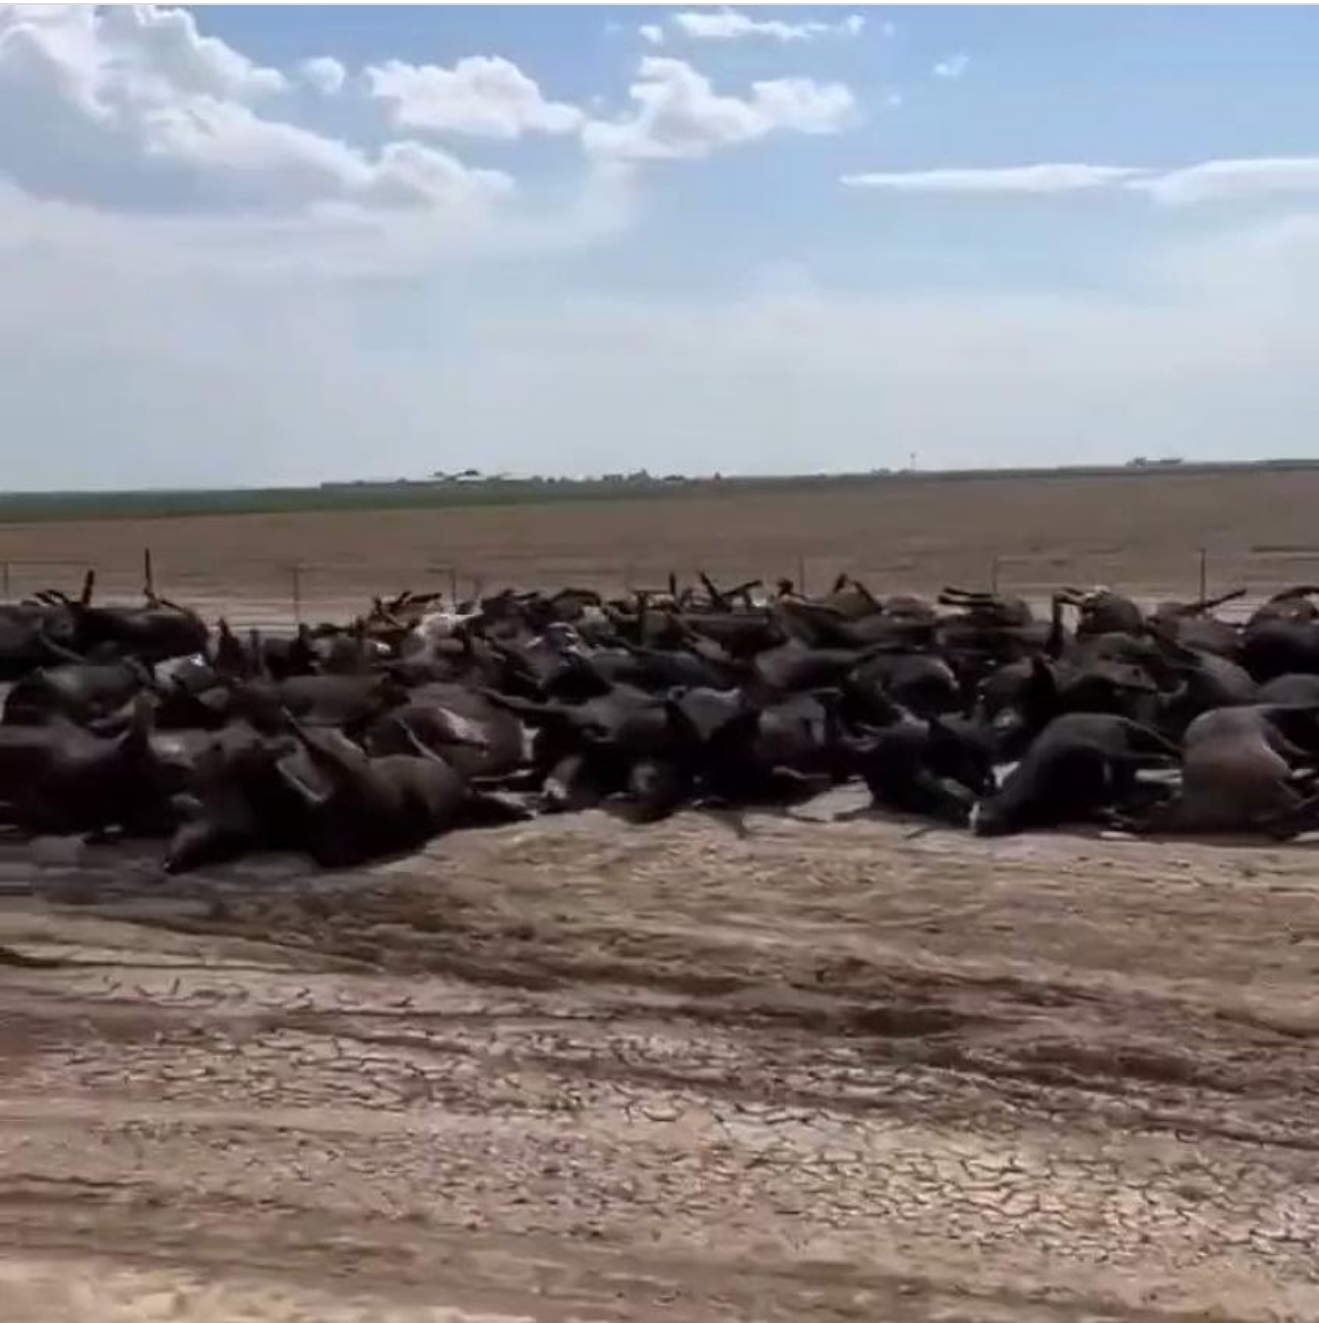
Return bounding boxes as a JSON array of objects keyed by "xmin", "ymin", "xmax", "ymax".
[
  {"xmin": 4, "ymin": 790, "xmax": 1319, "ymax": 1321},
  {"xmin": 3, "ymin": 468, "xmax": 1319, "ymax": 620}
]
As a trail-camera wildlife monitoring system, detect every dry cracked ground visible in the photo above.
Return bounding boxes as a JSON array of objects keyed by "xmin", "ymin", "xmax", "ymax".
[{"xmin": 3, "ymin": 791, "xmax": 1319, "ymax": 1321}]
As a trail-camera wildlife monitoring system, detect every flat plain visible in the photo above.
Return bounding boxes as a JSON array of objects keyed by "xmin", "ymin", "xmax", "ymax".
[
  {"xmin": 3, "ymin": 468, "xmax": 1319, "ymax": 1322},
  {"xmin": 3, "ymin": 467, "xmax": 1319, "ymax": 617}
]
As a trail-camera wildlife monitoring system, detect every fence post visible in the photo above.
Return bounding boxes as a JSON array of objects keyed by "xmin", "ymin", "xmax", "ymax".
[
  {"xmin": 448, "ymin": 564, "xmax": 458, "ymax": 604},
  {"xmin": 1, "ymin": 562, "xmax": 8, "ymax": 600},
  {"xmin": 291, "ymin": 562, "xmax": 302, "ymax": 624},
  {"xmin": 796, "ymin": 552, "xmax": 807, "ymax": 595},
  {"xmin": 1198, "ymin": 547, "xmax": 1208, "ymax": 603},
  {"xmin": 143, "ymin": 546, "xmax": 155, "ymax": 598}
]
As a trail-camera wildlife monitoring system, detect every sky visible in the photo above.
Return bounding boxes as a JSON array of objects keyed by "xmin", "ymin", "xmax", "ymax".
[{"xmin": 3, "ymin": 4, "xmax": 1319, "ymax": 490}]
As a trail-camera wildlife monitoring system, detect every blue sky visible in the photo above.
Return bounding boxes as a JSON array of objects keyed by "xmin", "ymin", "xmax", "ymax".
[{"xmin": 2, "ymin": 5, "xmax": 1319, "ymax": 488}]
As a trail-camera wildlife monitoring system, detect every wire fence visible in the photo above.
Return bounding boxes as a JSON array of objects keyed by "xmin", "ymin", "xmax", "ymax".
[{"xmin": 4, "ymin": 544, "xmax": 1319, "ymax": 632}]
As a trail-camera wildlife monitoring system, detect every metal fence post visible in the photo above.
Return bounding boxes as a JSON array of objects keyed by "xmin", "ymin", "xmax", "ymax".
[
  {"xmin": 291, "ymin": 562, "xmax": 302, "ymax": 624},
  {"xmin": 1198, "ymin": 547, "xmax": 1208, "ymax": 603},
  {"xmin": 448, "ymin": 564, "xmax": 458, "ymax": 604}
]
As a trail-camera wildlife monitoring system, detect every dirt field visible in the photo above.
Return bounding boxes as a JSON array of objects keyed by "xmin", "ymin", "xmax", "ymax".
[
  {"xmin": 4, "ymin": 793, "xmax": 1319, "ymax": 1322},
  {"xmin": 4, "ymin": 471, "xmax": 1319, "ymax": 1320},
  {"xmin": 3, "ymin": 467, "xmax": 1319, "ymax": 622}
]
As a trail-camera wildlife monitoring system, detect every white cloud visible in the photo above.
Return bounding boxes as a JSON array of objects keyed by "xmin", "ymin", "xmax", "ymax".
[
  {"xmin": 933, "ymin": 53, "xmax": 970, "ymax": 80},
  {"xmin": 367, "ymin": 55, "xmax": 583, "ymax": 138},
  {"xmin": 299, "ymin": 55, "xmax": 346, "ymax": 96},
  {"xmin": 0, "ymin": 5, "xmax": 510, "ymax": 219},
  {"xmin": 95, "ymin": 4, "xmax": 287, "ymax": 100},
  {"xmin": 842, "ymin": 163, "xmax": 1148, "ymax": 195},
  {"xmin": 752, "ymin": 77, "xmax": 859, "ymax": 134},
  {"xmin": 142, "ymin": 98, "xmax": 512, "ymax": 213},
  {"xmin": 0, "ymin": 158, "xmax": 628, "ymax": 285},
  {"xmin": 840, "ymin": 157, "xmax": 1319, "ymax": 206},
  {"xmin": 583, "ymin": 57, "xmax": 856, "ymax": 162},
  {"xmin": 0, "ymin": 4, "xmax": 284, "ymax": 108},
  {"xmin": 1138, "ymin": 158, "xmax": 1319, "ymax": 205},
  {"xmin": 669, "ymin": 10, "xmax": 866, "ymax": 43},
  {"xmin": 639, "ymin": 23, "xmax": 664, "ymax": 46}
]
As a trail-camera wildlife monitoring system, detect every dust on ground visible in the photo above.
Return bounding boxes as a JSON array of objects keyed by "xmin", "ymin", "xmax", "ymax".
[{"xmin": 4, "ymin": 788, "xmax": 1319, "ymax": 1321}]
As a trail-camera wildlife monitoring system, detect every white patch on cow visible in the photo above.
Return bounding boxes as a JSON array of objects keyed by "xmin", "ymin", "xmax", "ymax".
[
  {"xmin": 412, "ymin": 607, "xmax": 483, "ymax": 645},
  {"xmin": 992, "ymin": 760, "xmax": 1018, "ymax": 788},
  {"xmin": 446, "ymin": 711, "xmax": 489, "ymax": 748},
  {"xmin": 156, "ymin": 652, "xmax": 207, "ymax": 683}
]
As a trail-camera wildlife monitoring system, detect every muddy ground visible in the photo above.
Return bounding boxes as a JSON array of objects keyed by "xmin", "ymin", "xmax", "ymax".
[{"xmin": 4, "ymin": 789, "xmax": 1319, "ymax": 1321}]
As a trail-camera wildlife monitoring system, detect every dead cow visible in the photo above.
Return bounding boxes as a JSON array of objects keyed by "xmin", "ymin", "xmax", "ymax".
[
  {"xmin": 971, "ymin": 713, "xmax": 1181, "ymax": 837},
  {"xmin": 1135, "ymin": 704, "xmax": 1319, "ymax": 836}
]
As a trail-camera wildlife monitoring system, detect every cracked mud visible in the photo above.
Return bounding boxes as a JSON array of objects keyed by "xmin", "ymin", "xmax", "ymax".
[{"xmin": 3, "ymin": 794, "xmax": 1319, "ymax": 1320}]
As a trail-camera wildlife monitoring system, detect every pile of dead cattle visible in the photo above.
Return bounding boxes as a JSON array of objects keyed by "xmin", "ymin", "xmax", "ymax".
[{"xmin": 6, "ymin": 569, "xmax": 1319, "ymax": 872}]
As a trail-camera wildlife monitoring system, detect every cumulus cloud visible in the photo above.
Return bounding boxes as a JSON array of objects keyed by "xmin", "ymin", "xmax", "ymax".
[
  {"xmin": 0, "ymin": 5, "xmax": 860, "ymax": 257},
  {"xmin": 669, "ymin": 9, "xmax": 866, "ymax": 42},
  {"xmin": 367, "ymin": 55, "xmax": 582, "ymax": 138},
  {"xmin": 91, "ymin": 4, "xmax": 286, "ymax": 100},
  {"xmin": 842, "ymin": 163, "xmax": 1148, "ymax": 195},
  {"xmin": 144, "ymin": 99, "xmax": 511, "ymax": 213},
  {"xmin": 583, "ymin": 57, "xmax": 856, "ymax": 162},
  {"xmin": 841, "ymin": 157, "xmax": 1319, "ymax": 205},
  {"xmin": 0, "ymin": 5, "xmax": 509, "ymax": 219},
  {"xmin": 299, "ymin": 55, "xmax": 346, "ymax": 96},
  {"xmin": 639, "ymin": 23, "xmax": 664, "ymax": 46},
  {"xmin": 932, "ymin": 53, "xmax": 970, "ymax": 80}
]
